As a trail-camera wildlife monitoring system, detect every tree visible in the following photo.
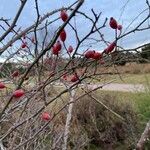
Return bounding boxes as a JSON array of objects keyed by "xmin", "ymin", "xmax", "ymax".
[
  {"xmin": 111, "ymin": 51, "xmax": 126, "ymax": 66},
  {"xmin": 140, "ymin": 43, "xmax": 150, "ymax": 63}
]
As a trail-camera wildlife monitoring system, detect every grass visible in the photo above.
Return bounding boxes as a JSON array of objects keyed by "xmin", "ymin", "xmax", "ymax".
[
  {"xmin": 95, "ymin": 90, "xmax": 150, "ymax": 121},
  {"xmin": 1, "ymin": 83, "xmax": 150, "ymax": 149},
  {"xmin": 44, "ymin": 81, "xmax": 150, "ymax": 150},
  {"xmin": 90, "ymin": 73, "xmax": 150, "ymax": 85},
  {"xmin": 95, "ymin": 89, "xmax": 150, "ymax": 142},
  {"xmin": 89, "ymin": 89, "xmax": 150, "ymax": 149},
  {"xmin": 90, "ymin": 63, "xmax": 150, "ymax": 84},
  {"xmin": 46, "ymin": 83, "xmax": 150, "ymax": 124},
  {"xmin": 133, "ymin": 92, "xmax": 150, "ymax": 123},
  {"xmin": 112, "ymin": 73, "xmax": 150, "ymax": 84}
]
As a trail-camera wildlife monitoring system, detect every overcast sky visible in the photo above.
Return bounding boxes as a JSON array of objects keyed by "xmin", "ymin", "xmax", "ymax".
[{"xmin": 0, "ymin": 0, "xmax": 150, "ymax": 54}]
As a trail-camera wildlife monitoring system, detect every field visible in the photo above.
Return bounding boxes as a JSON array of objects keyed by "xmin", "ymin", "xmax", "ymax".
[
  {"xmin": 1, "ymin": 63, "xmax": 150, "ymax": 149},
  {"xmin": 99, "ymin": 73, "xmax": 150, "ymax": 84},
  {"xmin": 69, "ymin": 89, "xmax": 150, "ymax": 149},
  {"xmin": 40, "ymin": 84, "xmax": 150, "ymax": 149},
  {"xmin": 89, "ymin": 63, "xmax": 150, "ymax": 85},
  {"xmin": 57, "ymin": 63, "xmax": 150, "ymax": 149},
  {"xmin": 85, "ymin": 63, "xmax": 150, "ymax": 149}
]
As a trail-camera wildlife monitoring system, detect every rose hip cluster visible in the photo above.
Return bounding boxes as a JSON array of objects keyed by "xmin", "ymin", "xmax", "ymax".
[
  {"xmin": 17, "ymin": 14, "xmax": 122, "ymax": 121},
  {"xmin": 58, "ymin": 13, "xmax": 123, "ymax": 84},
  {"xmin": 84, "ymin": 17, "xmax": 122, "ymax": 60},
  {"xmin": 42, "ymin": 10, "xmax": 76, "ymax": 120},
  {"xmin": 52, "ymin": 10, "xmax": 74, "ymax": 56},
  {"xmin": 84, "ymin": 41, "xmax": 116, "ymax": 61}
]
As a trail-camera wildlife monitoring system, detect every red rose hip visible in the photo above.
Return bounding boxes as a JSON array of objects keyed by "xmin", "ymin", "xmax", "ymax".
[
  {"xmin": 60, "ymin": 29, "xmax": 67, "ymax": 42},
  {"xmin": 109, "ymin": 17, "xmax": 118, "ymax": 29},
  {"xmin": 68, "ymin": 45, "xmax": 73, "ymax": 53},
  {"xmin": 52, "ymin": 46, "xmax": 59, "ymax": 55},
  {"xmin": 85, "ymin": 50, "xmax": 95, "ymax": 59},
  {"xmin": 41, "ymin": 112, "xmax": 51, "ymax": 121},
  {"xmin": 21, "ymin": 42, "xmax": 27, "ymax": 48},
  {"xmin": 117, "ymin": 24, "xmax": 122, "ymax": 30},
  {"xmin": 52, "ymin": 41, "xmax": 62, "ymax": 55},
  {"xmin": 55, "ymin": 41, "xmax": 62, "ymax": 51},
  {"xmin": 71, "ymin": 74, "xmax": 78, "ymax": 82},
  {"xmin": 0, "ymin": 82, "xmax": 6, "ymax": 89},
  {"xmin": 12, "ymin": 70, "xmax": 19, "ymax": 77},
  {"xmin": 93, "ymin": 52, "xmax": 102, "ymax": 60},
  {"xmin": 13, "ymin": 89, "xmax": 25, "ymax": 98},
  {"xmin": 60, "ymin": 10, "xmax": 68, "ymax": 22},
  {"xmin": 104, "ymin": 42, "xmax": 116, "ymax": 54}
]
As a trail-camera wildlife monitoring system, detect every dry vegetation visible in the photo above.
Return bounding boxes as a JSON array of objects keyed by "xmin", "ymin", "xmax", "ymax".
[
  {"xmin": 1, "ymin": 0, "xmax": 150, "ymax": 149},
  {"xmin": 1, "ymin": 87, "xmax": 148, "ymax": 150},
  {"xmin": 97, "ymin": 63, "xmax": 150, "ymax": 74}
]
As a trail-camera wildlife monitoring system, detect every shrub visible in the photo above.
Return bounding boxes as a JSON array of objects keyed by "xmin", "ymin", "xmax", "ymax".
[{"xmin": 65, "ymin": 92, "xmax": 140, "ymax": 150}]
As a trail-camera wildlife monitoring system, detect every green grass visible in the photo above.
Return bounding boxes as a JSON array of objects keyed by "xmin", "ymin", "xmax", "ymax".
[
  {"xmin": 97, "ymin": 90, "xmax": 150, "ymax": 120},
  {"xmin": 95, "ymin": 89, "xmax": 150, "ymax": 133},
  {"xmin": 133, "ymin": 92, "xmax": 150, "ymax": 122}
]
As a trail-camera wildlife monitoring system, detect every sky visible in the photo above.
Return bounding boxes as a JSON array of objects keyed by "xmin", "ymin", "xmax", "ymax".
[{"xmin": 0, "ymin": 0, "xmax": 150, "ymax": 59}]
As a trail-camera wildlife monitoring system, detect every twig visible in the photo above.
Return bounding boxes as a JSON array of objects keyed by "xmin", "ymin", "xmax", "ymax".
[{"xmin": 136, "ymin": 121, "xmax": 150, "ymax": 150}]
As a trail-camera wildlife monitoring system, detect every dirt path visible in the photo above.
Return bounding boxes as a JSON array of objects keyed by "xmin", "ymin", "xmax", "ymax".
[
  {"xmin": 85, "ymin": 83, "xmax": 145, "ymax": 92},
  {"xmin": 54, "ymin": 82, "xmax": 145, "ymax": 92},
  {"xmin": 27, "ymin": 81, "xmax": 146, "ymax": 93}
]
